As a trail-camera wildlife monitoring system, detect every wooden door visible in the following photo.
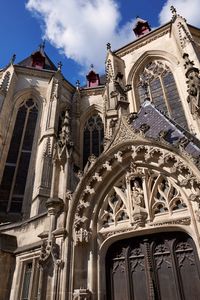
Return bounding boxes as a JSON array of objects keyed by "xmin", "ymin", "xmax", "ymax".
[{"xmin": 106, "ymin": 232, "xmax": 200, "ymax": 300}]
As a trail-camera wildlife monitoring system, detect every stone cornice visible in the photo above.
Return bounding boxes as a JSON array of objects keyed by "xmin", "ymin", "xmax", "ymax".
[
  {"xmin": 80, "ymin": 85, "xmax": 105, "ymax": 96},
  {"xmin": 0, "ymin": 211, "xmax": 47, "ymax": 231}
]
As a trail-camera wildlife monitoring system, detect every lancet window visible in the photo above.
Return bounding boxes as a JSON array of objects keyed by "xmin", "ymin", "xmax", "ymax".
[
  {"xmin": 0, "ymin": 99, "xmax": 38, "ymax": 215},
  {"xmin": 83, "ymin": 114, "xmax": 104, "ymax": 167},
  {"xmin": 20, "ymin": 258, "xmax": 39, "ymax": 300},
  {"xmin": 137, "ymin": 60, "xmax": 188, "ymax": 128}
]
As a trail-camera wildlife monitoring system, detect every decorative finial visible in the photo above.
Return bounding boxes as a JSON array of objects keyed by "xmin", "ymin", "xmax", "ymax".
[
  {"xmin": 10, "ymin": 54, "xmax": 16, "ymax": 65},
  {"xmin": 39, "ymin": 40, "xmax": 45, "ymax": 51},
  {"xmin": 90, "ymin": 64, "xmax": 94, "ymax": 70},
  {"xmin": 170, "ymin": 5, "xmax": 177, "ymax": 16},
  {"xmin": 58, "ymin": 61, "xmax": 62, "ymax": 71},
  {"xmin": 107, "ymin": 42, "xmax": 111, "ymax": 51},
  {"xmin": 76, "ymin": 80, "xmax": 80, "ymax": 88}
]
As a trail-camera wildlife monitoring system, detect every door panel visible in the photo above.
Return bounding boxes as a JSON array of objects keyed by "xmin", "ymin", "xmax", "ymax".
[
  {"xmin": 175, "ymin": 239, "xmax": 200, "ymax": 300},
  {"xmin": 112, "ymin": 259, "xmax": 128, "ymax": 300},
  {"xmin": 153, "ymin": 240, "xmax": 179, "ymax": 300},
  {"xmin": 106, "ymin": 232, "xmax": 200, "ymax": 300}
]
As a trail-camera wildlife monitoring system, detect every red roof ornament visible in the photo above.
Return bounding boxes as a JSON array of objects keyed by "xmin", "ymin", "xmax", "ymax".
[
  {"xmin": 31, "ymin": 51, "xmax": 45, "ymax": 69},
  {"xmin": 133, "ymin": 17, "xmax": 151, "ymax": 38},
  {"xmin": 86, "ymin": 65, "xmax": 100, "ymax": 88}
]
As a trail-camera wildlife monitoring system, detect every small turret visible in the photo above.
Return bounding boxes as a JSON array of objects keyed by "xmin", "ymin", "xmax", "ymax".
[
  {"xmin": 86, "ymin": 65, "xmax": 100, "ymax": 88},
  {"xmin": 133, "ymin": 17, "xmax": 151, "ymax": 38}
]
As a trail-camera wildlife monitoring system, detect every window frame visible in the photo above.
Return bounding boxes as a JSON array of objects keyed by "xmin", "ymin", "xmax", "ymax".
[
  {"xmin": 82, "ymin": 113, "xmax": 104, "ymax": 167},
  {"xmin": 0, "ymin": 97, "xmax": 41, "ymax": 219},
  {"xmin": 13, "ymin": 252, "xmax": 40, "ymax": 300},
  {"xmin": 135, "ymin": 59, "xmax": 188, "ymax": 128}
]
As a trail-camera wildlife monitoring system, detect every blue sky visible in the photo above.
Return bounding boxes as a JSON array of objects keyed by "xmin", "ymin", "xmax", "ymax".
[{"xmin": 1, "ymin": 0, "xmax": 200, "ymax": 85}]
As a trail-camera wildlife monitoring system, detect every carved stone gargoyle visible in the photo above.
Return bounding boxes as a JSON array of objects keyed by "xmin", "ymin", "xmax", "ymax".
[{"xmin": 39, "ymin": 237, "xmax": 63, "ymax": 267}]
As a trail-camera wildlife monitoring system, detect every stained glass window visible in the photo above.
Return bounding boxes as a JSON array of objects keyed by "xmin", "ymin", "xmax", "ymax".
[
  {"xmin": 83, "ymin": 114, "xmax": 104, "ymax": 167},
  {"xmin": 137, "ymin": 60, "xmax": 188, "ymax": 129},
  {"xmin": 0, "ymin": 99, "xmax": 38, "ymax": 214}
]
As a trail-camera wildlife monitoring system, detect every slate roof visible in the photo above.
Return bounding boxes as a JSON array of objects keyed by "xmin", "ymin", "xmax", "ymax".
[
  {"xmin": 131, "ymin": 101, "xmax": 200, "ymax": 159},
  {"xmin": 17, "ymin": 50, "xmax": 57, "ymax": 71}
]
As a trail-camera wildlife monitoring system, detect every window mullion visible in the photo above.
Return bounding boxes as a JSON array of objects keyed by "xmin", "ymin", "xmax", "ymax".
[
  {"xmin": 90, "ymin": 128, "xmax": 93, "ymax": 156},
  {"xmin": 148, "ymin": 80, "xmax": 153, "ymax": 102},
  {"xmin": 7, "ymin": 108, "xmax": 30, "ymax": 212},
  {"xmin": 29, "ymin": 258, "xmax": 36, "ymax": 300},
  {"xmin": 160, "ymin": 75, "xmax": 172, "ymax": 117},
  {"xmin": 98, "ymin": 129, "xmax": 101, "ymax": 155}
]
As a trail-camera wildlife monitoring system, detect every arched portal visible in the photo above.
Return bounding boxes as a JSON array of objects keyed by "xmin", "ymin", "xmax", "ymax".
[
  {"xmin": 106, "ymin": 231, "xmax": 200, "ymax": 300},
  {"xmin": 69, "ymin": 116, "xmax": 200, "ymax": 300}
]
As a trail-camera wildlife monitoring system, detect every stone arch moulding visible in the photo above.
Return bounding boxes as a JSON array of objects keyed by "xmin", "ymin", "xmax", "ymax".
[
  {"xmin": 79, "ymin": 103, "xmax": 104, "ymax": 129},
  {"xmin": 67, "ymin": 139, "xmax": 200, "ymax": 298},
  {"xmin": 69, "ymin": 140, "xmax": 200, "ymax": 240},
  {"xmin": 0, "ymin": 87, "xmax": 43, "ymax": 167},
  {"xmin": 13, "ymin": 87, "xmax": 45, "ymax": 111},
  {"xmin": 127, "ymin": 49, "xmax": 180, "ymax": 85}
]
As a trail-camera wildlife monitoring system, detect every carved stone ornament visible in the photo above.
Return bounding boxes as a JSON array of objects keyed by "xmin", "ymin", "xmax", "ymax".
[
  {"xmin": 39, "ymin": 237, "xmax": 63, "ymax": 267},
  {"xmin": 74, "ymin": 143, "xmax": 199, "ymax": 234},
  {"xmin": 177, "ymin": 22, "xmax": 193, "ymax": 48},
  {"xmin": 101, "ymin": 174, "xmax": 148, "ymax": 228},
  {"xmin": 111, "ymin": 72, "xmax": 132, "ymax": 108},
  {"xmin": 170, "ymin": 5, "xmax": 177, "ymax": 21},
  {"xmin": 189, "ymin": 188, "xmax": 200, "ymax": 203},
  {"xmin": 75, "ymin": 228, "xmax": 90, "ymax": 245},
  {"xmin": 149, "ymin": 217, "xmax": 191, "ymax": 227},
  {"xmin": 51, "ymin": 78, "xmax": 60, "ymax": 100},
  {"xmin": 66, "ymin": 189, "xmax": 73, "ymax": 202},
  {"xmin": 127, "ymin": 112, "xmax": 138, "ymax": 124},
  {"xmin": 0, "ymin": 71, "xmax": 11, "ymax": 94},
  {"xmin": 73, "ymin": 289, "xmax": 91, "ymax": 300},
  {"xmin": 54, "ymin": 108, "xmax": 73, "ymax": 164},
  {"xmin": 183, "ymin": 53, "xmax": 200, "ymax": 118},
  {"xmin": 99, "ymin": 167, "xmax": 188, "ymax": 231},
  {"xmin": 110, "ymin": 117, "xmax": 138, "ymax": 148},
  {"xmin": 105, "ymin": 59, "xmax": 114, "ymax": 83}
]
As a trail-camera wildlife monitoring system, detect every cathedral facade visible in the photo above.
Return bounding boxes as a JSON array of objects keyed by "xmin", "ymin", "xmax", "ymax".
[{"xmin": 1, "ymin": 7, "xmax": 200, "ymax": 300}]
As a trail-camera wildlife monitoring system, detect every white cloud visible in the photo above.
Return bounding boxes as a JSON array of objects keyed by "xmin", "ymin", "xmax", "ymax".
[
  {"xmin": 159, "ymin": 0, "xmax": 200, "ymax": 27},
  {"xmin": 26, "ymin": 0, "xmax": 135, "ymax": 73}
]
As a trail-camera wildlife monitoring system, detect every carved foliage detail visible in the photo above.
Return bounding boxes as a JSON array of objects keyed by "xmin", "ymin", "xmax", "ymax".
[
  {"xmin": 183, "ymin": 53, "xmax": 200, "ymax": 118},
  {"xmin": 0, "ymin": 71, "xmax": 11, "ymax": 94},
  {"xmin": 149, "ymin": 174, "xmax": 187, "ymax": 216},
  {"xmin": 99, "ymin": 168, "xmax": 188, "ymax": 229}
]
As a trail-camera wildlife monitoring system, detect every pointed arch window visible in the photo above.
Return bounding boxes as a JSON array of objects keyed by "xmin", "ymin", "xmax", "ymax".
[
  {"xmin": 137, "ymin": 60, "xmax": 188, "ymax": 128},
  {"xmin": 0, "ymin": 99, "xmax": 38, "ymax": 215},
  {"xmin": 83, "ymin": 114, "xmax": 104, "ymax": 167}
]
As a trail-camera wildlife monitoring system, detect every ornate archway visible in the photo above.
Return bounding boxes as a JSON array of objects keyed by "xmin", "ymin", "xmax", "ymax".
[{"xmin": 67, "ymin": 115, "xmax": 200, "ymax": 299}]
